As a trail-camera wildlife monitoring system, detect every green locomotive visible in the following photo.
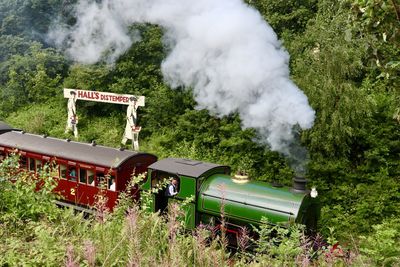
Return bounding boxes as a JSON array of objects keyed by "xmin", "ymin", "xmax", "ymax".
[{"xmin": 144, "ymin": 158, "xmax": 320, "ymax": 234}]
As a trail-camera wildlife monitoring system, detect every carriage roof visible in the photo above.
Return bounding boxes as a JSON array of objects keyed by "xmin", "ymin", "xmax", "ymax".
[
  {"xmin": 0, "ymin": 121, "xmax": 17, "ymax": 134},
  {"xmin": 0, "ymin": 131, "xmax": 156, "ymax": 168}
]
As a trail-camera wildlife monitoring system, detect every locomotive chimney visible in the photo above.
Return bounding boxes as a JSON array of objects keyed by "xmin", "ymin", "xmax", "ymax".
[{"xmin": 292, "ymin": 175, "xmax": 307, "ymax": 193}]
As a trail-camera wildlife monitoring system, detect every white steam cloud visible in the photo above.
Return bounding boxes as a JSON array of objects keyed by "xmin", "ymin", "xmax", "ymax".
[{"xmin": 48, "ymin": 0, "xmax": 315, "ymax": 164}]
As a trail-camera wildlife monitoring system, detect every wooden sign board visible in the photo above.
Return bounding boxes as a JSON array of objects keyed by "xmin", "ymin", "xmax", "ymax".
[{"xmin": 64, "ymin": 88, "xmax": 145, "ymax": 106}]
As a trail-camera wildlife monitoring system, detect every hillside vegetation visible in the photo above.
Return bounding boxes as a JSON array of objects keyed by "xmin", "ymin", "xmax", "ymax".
[{"xmin": 0, "ymin": 0, "xmax": 399, "ymax": 265}]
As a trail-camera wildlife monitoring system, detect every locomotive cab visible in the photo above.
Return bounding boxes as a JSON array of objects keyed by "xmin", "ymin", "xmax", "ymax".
[{"xmin": 143, "ymin": 158, "xmax": 230, "ymax": 229}]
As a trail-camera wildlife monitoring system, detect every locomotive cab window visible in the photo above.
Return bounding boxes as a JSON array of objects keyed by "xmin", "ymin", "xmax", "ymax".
[{"xmin": 152, "ymin": 171, "xmax": 180, "ymax": 195}]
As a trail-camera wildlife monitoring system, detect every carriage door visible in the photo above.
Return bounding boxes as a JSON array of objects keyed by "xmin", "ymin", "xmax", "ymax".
[
  {"xmin": 64, "ymin": 162, "xmax": 78, "ymax": 203},
  {"xmin": 76, "ymin": 166, "xmax": 95, "ymax": 206}
]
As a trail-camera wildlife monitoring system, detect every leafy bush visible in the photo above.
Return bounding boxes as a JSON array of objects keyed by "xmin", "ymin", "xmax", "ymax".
[
  {"xmin": 0, "ymin": 154, "xmax": 60, "ymax": 225},
  {"xmin": 360, "ymin": 218, "xmax": 400, "ymax": 266}
]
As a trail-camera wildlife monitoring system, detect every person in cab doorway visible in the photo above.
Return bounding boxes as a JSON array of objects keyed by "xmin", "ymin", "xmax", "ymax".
[{"xmin": 166, "ymin": 177, "xmax": 179, "ymax": 197}]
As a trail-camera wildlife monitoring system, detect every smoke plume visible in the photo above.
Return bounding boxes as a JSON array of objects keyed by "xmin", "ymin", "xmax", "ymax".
[{"xmin": 48, "ymin": 0, "xmax": 315, "ymax": 168}]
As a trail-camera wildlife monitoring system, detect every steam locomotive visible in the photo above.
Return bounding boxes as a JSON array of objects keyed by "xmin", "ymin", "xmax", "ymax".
[{"xmin": 0, "ymin": 121, "xmax": 319, "ymax": 234}]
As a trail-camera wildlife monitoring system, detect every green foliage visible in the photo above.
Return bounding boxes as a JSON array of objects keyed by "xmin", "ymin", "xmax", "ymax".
[
  {"xmin": 360, "ymin": 218, "xmax": 400, "ymax": 266},
  {"xmin": 0, "ymin": 0, "xmax": 64, "ymax": 41},
  {"xmin": 351, "ymin": 0, "xmax": 400, "ymax": 89},
  {"xmin": 6, "ymin": 99, "xmax": 66, "ymax": 135},
  {"xmin": 292, "ymin": 1, "xmax": 369, "ymax": 158},
  {"xmin": 63, "ymin": 64, "xmax": 113, "ymax": 91},
  {"xmin": 110, "ymin": 24, "xmax": 165, "ymax": 94},
  {"xmin": 253, "ymin": 218, "xmax": 303, "ymax": 258},
  {"xmin": 278, "ymin": 0, "xmax": 400, "ymax": 239},
  {"xmin": 0, "ymin": 35, "xmax": 32, "ymax": 62},
  {"xmin": 0, "ymin": 162, "xmax": 227, "ymax": 266},
  {"xmin": 0, "ymin": 154, "xmax": 60, "ymax": 225},
  {"xmin": 5, "ymin": 98, "xmax": 128, "ymax": 146},
  {"xmin": 246, "ymin": 0, "xmax": 318, "ymax": 38},
  {"xmin": 140, "ymin": 82, "xmax": 195, "ymax": 138},
  {"xmin": 0, "ymin": 42, "xmax": 67, "ymax": 116}
]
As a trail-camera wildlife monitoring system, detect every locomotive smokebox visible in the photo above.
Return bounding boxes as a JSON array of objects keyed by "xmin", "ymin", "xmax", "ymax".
[{"xmin": 292, "ymin": 175, "xmax": 308, "ymax": 193}]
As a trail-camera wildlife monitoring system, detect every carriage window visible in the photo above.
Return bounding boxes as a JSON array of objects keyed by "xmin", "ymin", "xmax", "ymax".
[
  {"xmin": 68, "ymin": 167, "xmax": 77, "ymax": 181},
  {"xmin": 29, "ymin": 158, "xmax": 35, "ymax": 172},
  {"xmin": 19, "ymin": 156, "xmax": 27, "ymax": 169},
  {"xmin": 60, "ymin": 165, "xmax": 67, "ymax": 179},
  {"xmin": 79, "ymin": 168, "xmax": 87, "ymax": 184},
  {"xmin": 96, "ymin": 172, "xmax": 105, "ymax": 188},
  {"xmin": 88, "ymin": 170, "xmax": 95, "ymax": 186},
  {"xmin": 0, "ymin": 151, "xmax": 6, "ymax": 161},
  {"xmin": 49, "ymin": 162, "xmax": 59, "ymax": 177},
  {"xmin": 108, "ymin": 175, "xmax": 116, "ymax": 191},
  {"xmin": 42, "ymin": 159, "xmax": 50, "ymax": 170},
  {"xmin": 35, "ymin": 160, "xmax": 42, "ymax": 172}
]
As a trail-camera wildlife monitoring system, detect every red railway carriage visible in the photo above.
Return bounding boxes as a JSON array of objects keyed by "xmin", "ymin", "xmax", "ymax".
[{"xmin": 0, "ymin": 130, "xmax": 157, "ymax": 210}]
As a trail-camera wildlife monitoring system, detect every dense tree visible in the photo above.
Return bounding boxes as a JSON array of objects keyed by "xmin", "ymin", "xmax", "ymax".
[
  {"xmin": 246, "ymin": 0, "xmax": 318, "ymax": 38},
  {"xmin": 0, "ymin": 0, "xmax": 65, "ymax": 42},
  {"xmin": 290, "ymin": 0, "xmax": 399, "ymax": 234},
  {"xmin": 351, "ymin": 0, "xmax": 400, "ymax": 90},
  {"xmin": 0, "ymin": 42, "xmax": 67, "ymax": 117}
]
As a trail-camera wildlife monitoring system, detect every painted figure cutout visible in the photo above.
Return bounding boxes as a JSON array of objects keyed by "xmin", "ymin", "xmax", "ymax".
[
  {"xmin": 122, "ymin": 96, "xmax": 141, "ymax": 151},
  {"xmin": 65, "ymin": 91, "xmax": 78, "ymax": 138}
]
